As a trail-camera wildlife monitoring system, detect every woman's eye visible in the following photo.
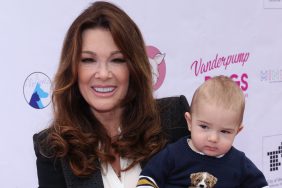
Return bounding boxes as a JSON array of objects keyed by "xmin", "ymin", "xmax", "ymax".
[
  {"xmin": 112, "ymin": 58, "xmax": 126, "ymax": 63},
  {"xmin": 81, "ymin": 58, "xmax": 95, "ymax": 63}
]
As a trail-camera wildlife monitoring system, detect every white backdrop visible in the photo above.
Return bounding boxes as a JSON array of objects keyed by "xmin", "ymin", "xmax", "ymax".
[{"xmin": 1, "ymin": 0, "xmax": 282, "ymax": 187}]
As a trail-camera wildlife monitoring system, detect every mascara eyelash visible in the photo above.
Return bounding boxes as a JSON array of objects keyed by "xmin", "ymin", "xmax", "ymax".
[
  {"xmin": 81, "ymin": 58, "xmax": 95, "ymax": 63},
  {"xmin": 112, "ymin": 58, "xmax": 126, "ymax": 63}
]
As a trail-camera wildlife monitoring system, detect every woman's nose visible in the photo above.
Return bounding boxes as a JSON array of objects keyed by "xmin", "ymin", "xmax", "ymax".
[{"xmin": 95, "ymin": 62, "xmax": 112, "ymax": 79}]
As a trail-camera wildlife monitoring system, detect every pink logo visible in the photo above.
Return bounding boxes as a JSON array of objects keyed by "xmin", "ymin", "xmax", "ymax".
[
  {"xmin": 205, "ymin": 73, "xmax": 249, "ymax": 92},
  {"xmin": 191, "ymin": 52, "xmax": 250, "ymax": 77},
  {"xmin": 146, "ymin": 45, "xmax": 166, "ymax": 90}
]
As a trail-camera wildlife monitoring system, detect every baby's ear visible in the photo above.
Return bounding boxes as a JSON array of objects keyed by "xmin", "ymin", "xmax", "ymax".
[
  {"xmin": 184, "ymin": 112, "xmax": 192, "ymax": 131},
  {"xmin": 236, "ymin": 124, "xmax": 244, "ymax": 135}
]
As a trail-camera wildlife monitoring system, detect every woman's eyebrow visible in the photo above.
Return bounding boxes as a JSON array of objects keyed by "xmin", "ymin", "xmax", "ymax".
[
  {"xmin": 110, "ymin": 50, "xmax": 123, "ymax": 56},
  {"xmin": 81, "ymin": 51, "xmax": 96, "ymax": 55},
  {"xmin": 81, "ymin": 50, "xmax": 122, "ymax": 56}
]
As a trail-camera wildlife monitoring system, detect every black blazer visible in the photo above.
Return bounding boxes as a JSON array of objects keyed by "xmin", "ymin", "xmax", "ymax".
[{"xmin": 33, "ymin": 95, "xmax": 190, "ymax": 188}]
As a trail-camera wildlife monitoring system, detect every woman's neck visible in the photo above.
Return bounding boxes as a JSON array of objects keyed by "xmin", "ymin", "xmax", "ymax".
[
  {"xmin": 93, "ymin": 108, "xmax": 123, "ymax": 138},
  {"xmin": 92, "ymin": 108, "xmax": 123, "ymax": 177}
]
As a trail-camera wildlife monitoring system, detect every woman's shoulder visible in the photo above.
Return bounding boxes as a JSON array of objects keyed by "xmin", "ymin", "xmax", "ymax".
[
  {"xmin": 33, "ymin": 128, "xmax": 60, "ymax": 165},
  {"xmin": 156, "ymin": 95, "xmax": 190, "ymax": 143},
  {"xmin": 33, "ymin": 129, "xmax": 51, "ymax": 158},
  {"xmin": 33, "ymin": 129, "xmax": 67, "ymax": 187},
  {"xmin": 33, "ymin": 129, "xmax": 48, "ymax": 142}
]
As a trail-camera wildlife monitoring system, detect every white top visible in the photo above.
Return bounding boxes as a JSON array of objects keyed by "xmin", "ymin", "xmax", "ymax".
[{"xmin": 101, "ymin": 158, "xmax": 141, "ymax": 188}]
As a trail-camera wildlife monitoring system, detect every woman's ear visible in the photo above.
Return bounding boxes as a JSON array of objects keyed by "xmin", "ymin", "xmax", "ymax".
[{"xmin": 184, "ymin": 112, "xmax": 192, "ymax": 131}]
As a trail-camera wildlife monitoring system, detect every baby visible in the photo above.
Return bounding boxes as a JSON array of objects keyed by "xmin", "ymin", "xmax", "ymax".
[{"xmin": 137, "ymin": 75, "xmax": 268, "ymax": 188}]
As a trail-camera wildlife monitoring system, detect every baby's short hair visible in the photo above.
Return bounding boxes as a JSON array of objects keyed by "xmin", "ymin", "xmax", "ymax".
[{"xmin": 190, "ymin": 75, "xmax": 245, "ymax": 124}]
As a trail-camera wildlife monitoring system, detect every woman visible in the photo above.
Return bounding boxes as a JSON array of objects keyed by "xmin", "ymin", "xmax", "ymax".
[{"xmin": 33, "ymin": 1, "xmax": 189, "ymax": 188}]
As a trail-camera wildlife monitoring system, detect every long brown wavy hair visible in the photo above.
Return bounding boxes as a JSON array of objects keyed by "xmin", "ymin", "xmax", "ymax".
[{"xmin": 39, "ymin": 1, "xmax": 166, "ymax": 177}]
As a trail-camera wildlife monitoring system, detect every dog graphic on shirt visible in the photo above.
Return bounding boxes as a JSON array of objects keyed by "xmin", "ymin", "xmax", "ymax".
[{"xmin": 189, "ymin": 172, "xmax": 217, "ymax": 188}]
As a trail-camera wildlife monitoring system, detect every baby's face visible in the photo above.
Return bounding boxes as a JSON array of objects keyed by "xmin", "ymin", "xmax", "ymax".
[{"xmin": 186, "ymin": 102, "xmax": 243, "ymax": 157}]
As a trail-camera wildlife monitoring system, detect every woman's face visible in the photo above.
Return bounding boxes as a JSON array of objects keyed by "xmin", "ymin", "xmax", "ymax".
[{"xmin": 78, "ymin": 28, "xmax": 129, "ymax": 116}]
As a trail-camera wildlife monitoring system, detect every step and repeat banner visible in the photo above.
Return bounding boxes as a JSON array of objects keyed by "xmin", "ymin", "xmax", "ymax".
[{"xmin": 1, "ymin": 0, "xmax": 282, "ymax": 187}]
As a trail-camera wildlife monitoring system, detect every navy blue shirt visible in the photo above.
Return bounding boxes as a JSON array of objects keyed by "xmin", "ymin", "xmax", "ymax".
[{"xmin": 138, "ymin": 136, "xmax": 268, "ymax": 188}]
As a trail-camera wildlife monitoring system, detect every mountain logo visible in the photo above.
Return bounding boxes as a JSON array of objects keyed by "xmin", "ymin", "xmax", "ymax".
[{"xmin": 23, "ymin": 72, "xmax": 51, "ymax": 109}]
